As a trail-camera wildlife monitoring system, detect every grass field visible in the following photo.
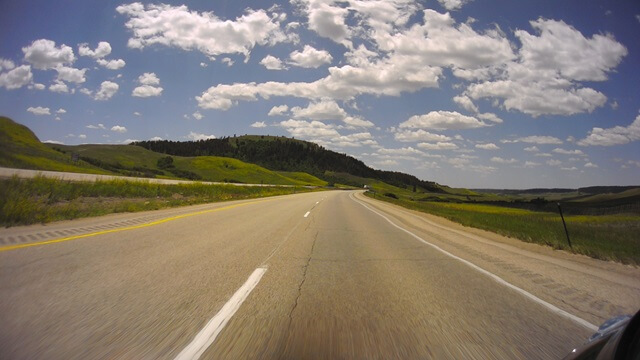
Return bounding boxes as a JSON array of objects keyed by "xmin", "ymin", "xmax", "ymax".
[
  {"xmin": 0, "ymin": 176, "xmax": 317, "ymax": 226},
  {"xmin": 367, "ymin": 192, "xmax": 640, "ymax": 265},
  {"xmin": 276, "ymin": 171, "xmax": 328, "ymax": 186},
  {"xmin": 0, "ymin": 117, "xmax": 108, "ymax": 174},
  {"xmin": 0, "ymin": 117, "xmax": 327, "ymax": 186},
  {"xmin": 50, "ymin": 143, "xmax": 327, "ymax": 185}
]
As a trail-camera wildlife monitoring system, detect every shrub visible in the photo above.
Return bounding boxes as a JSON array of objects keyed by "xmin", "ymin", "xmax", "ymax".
[{"xmin": 157, "ymin": 156, "xmax": 175, "ymax": 169}]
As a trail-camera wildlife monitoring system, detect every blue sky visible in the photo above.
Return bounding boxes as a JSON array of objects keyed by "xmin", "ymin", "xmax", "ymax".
[{"xmin": 1, "ymin": 0, "xmax": 639, "ymax": 189}]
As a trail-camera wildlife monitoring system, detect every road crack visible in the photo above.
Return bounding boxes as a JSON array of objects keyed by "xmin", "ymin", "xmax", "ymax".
[{"xmin": 285, "ymin": 230, "xmax": 318, "ymax": 333}]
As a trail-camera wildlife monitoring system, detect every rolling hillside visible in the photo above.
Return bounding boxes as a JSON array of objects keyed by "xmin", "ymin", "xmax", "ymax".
[
  {"xmin": 50, "ymin": 144, "xmax": 327, "ymax": 186},
  {"xmin": 132, "ymin": 135, "xmax": 446, "ymax": 192},
  {"xmin": 0, "ymin": 116, "xmax": 108, "ymax": 174},
  {"xmin": 0, "ymin": 117, "xmax": 446, "ymax": 192},
  {"xmin": 0, "ymin": 117, "xmax": 326, "ymax": 186}
]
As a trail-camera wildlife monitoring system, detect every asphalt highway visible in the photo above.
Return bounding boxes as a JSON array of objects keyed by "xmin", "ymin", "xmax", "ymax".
[{"xmin": 1, "ymin": 190, "xmax": 638, "ymax": 359}]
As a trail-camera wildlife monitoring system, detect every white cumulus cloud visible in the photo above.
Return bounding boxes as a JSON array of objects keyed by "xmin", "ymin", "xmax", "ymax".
[
  {"xmin": 491, "ymin": 157, "xmax": 518, "ymax": 164},
  {"xmin": 132, "ymin": 72, "xmax": 163, "ymax": 97},
  {"xmin": 55, "ymin": 66, "xmax": 86, "ymax": 83},
  {"xmin": 466, "ymin": 18, "xmax": 626, "ymax": 117},
  {"xmin": 97, "ymin": 58, "xmax": 126, "ymax": 70},
  {"xmin": 453, "ymin": 95, "xmax": 478, "ymax": 113},
  {"xmin": 381, "ymin": 10, "xmax": 515, "ymax": 69},
  {"xmin": 577, "ymin": 115, "xmax": 640, "ymax": 146},
  {"xmin": 116, "ymin": 3, "xmax": 290, "ymax": 60},
  {"xmin": 268, "ymin": 104, "xmax": 289, "ymax": 116},
  {"xmin": 79, "ymin": 41, "xmax": 125, "ymax": 69},
  {"xmin": 552, "ymin": 148, "xmax": 585, "ymax": 155},
  {"xmin": 95, "ymin": 81, "xmax": 119, "ymax": 101},
  {"xmin": 394, "ymin": 129, "xmax": 452, "ymax": 143},
  {"xmin": 221, "ymin": 57, "xmax": 234, "ymax": 67},
  {"xmin": 186, "ymin": 131, "xmax": 216, "ymax": 141},
  {"xmin": 417, "ymin": 142, "xmax": 458, "ymax": 150},
  {"xmin": 280, "ymin": 119, "xmax": 339, "ymax": 139},
  {"xmin": 438, "ymin": 0, "xmax": 472, "ymax": 11},
  {"xmin": 0, "ymin": 65, "xmax": 32, "ymax": 89},
  {"xmin": 0, "ymin": 58, "xmax": 15, "ymax": 71},
  {"xmin": 293, "ymin": 0, "xmax": 351, "ymax": 47},
  {"xmin": 290, "ymin": 100, "xmax": 373, "ymax": 128},
  {"xmin": 138, "ymin": 72, "xmax": 160, "ymax": 86},
  {"xmin": 133, "ymin": 85, "xmax": 162, "ymax": 97},
  {"xmin": 22, "ymin": 39, "xmax": 75, "ymax": 70},
  {"xmin": 49, "ymin": 81, "xmax": 69, "ymax": 93},
  {"xmin": 260, "ymin": 55, "xmax": 285, "ymax": 70},
  {"xmin": 516, "ymin": 19, "xmax": 627, "ymax": 82},
  {"xmin": 475, "ymin": 143, "xmax": 499, "ymax": 150},
  {"xmin": 78, "ymin": 42, "xmax": 112, "ymax": 58},
  {"xmin": 27, "ymin": 106, "xmax": 51, "ymax": 115},
  {"xmin": 502, "ymin": 136, "xmax": 563, "ymax": 145},
  {"xmin": 399, "ymin": 111, "xmax": 489, "ymax": 131},
  {"xmin": 289, "ymin": 45, "xmax": 333, "ymax": 68},
  {"xmin": 111, "ymin": 125, "xmax": 127, "ymax": 133},
  {"xmin": 343, "ymin": 116, "xmax": 374, "ymax": 128},
  {"xmin": 291, "ymin": 100, "xmax": 347, "ymax": 120}
]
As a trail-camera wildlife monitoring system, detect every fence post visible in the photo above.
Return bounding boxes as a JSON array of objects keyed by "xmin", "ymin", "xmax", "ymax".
[{"xmin": 557, "ymin": 203, "xmax": 572, "ymax": 249}]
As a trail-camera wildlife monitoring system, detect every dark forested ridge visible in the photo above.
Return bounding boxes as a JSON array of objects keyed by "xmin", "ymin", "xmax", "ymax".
[{"xmin": 132, "ymin": 136, "xmax": 444, "ymax": 192}]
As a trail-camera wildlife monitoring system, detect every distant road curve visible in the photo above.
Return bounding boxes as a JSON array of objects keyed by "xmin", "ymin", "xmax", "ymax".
[{"xmin": 0, "ymin": 167, "xmax": 305, "ymax": 187}]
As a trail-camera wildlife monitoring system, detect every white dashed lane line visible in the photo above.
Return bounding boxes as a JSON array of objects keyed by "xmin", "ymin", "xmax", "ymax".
[
  {"xmin": 176, "ymin": 196, "xmax": 325, "ymax": 358},
  {"xmin": 174, "ymin": 267, "xmax": 268, "ymax": 360}
]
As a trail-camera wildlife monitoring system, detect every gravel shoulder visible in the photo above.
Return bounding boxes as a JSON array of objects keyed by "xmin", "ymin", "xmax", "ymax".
[{"xmin": 355, "ymin": 191, "xmax": 640, "ymax": 325}]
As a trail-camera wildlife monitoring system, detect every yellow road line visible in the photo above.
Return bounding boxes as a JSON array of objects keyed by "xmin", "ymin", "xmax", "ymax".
[{"xmin": 0, "ymin": 198, "xmax": 273, "ymax": 253}]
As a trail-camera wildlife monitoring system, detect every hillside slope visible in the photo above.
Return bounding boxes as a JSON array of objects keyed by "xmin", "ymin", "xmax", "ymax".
[
  {"xmin": 0, "ymin": 117, "xmax": 326, "ymax": 186},
  {"xmin": 50, "ymin": 144, "xmax": 327, "ymax": 185},
  {"xmin": 133, "ymin": 135, "xmax": 446, "ymax": 192},
  {"xmin": 0, "ymin": 117, "xmax": 107, "ymax": 174}
]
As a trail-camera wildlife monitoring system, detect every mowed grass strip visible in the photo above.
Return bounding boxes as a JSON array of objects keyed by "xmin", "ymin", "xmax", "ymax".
[
  {"xmin": 0, "ymin": 176, "xmax": 316, "ymax": 226},
  {"xmin": 367, "ymin": 194, "xmax": 640, "ymax": 265}
]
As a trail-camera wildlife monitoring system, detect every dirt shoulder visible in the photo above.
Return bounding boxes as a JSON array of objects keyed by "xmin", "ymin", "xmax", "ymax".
[{"xmin": 355, "ymin": 192, "xmax": 640, "ymax": 326}]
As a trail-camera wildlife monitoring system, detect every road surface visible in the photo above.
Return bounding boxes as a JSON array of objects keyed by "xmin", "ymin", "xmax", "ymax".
[{"xmin": 1, "ymin": 190, "xmax": 639, "ymax": 359}]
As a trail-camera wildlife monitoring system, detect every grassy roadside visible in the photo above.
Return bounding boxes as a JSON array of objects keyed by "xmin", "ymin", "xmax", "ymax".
[
  {"xmin": 366, "ymin": 192, "xmax": 640, "ymax": 265},
  {"xmin": 0, "ymin": 176, "xmax": 319, "ymax": 227}
]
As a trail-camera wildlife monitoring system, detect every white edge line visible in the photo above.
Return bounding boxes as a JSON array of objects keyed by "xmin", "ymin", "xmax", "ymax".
[
  {"xmin": 351, "ymin": 194, "xmax": 598, "ymax": 332},
  {"xmin": 304, "ymin": 211, "xmax": 311, "ymax": 218},
  {"xmin": 174, "ymin": 267, "xmax": 267, "ymax": 360}
]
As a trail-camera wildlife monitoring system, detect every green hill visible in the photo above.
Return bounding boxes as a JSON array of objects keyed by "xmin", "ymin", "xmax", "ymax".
[
  {"xmin": 133, "ymin": 135, "xmax": 447, "ymax": 193},
  {"xmin": 0, "ymin": 117, "xmax": 326, "ymax": 185},
  {"xmin": 0, "ymin": 117, "xmax": 107, "ymax": 174},
  {"xmin": 572, "ymin": 188, "xmax": 640, "ymax": 204},
  {"xmin": 50, "ymin": 143, "xmax": 327, "ymax": 185}
]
